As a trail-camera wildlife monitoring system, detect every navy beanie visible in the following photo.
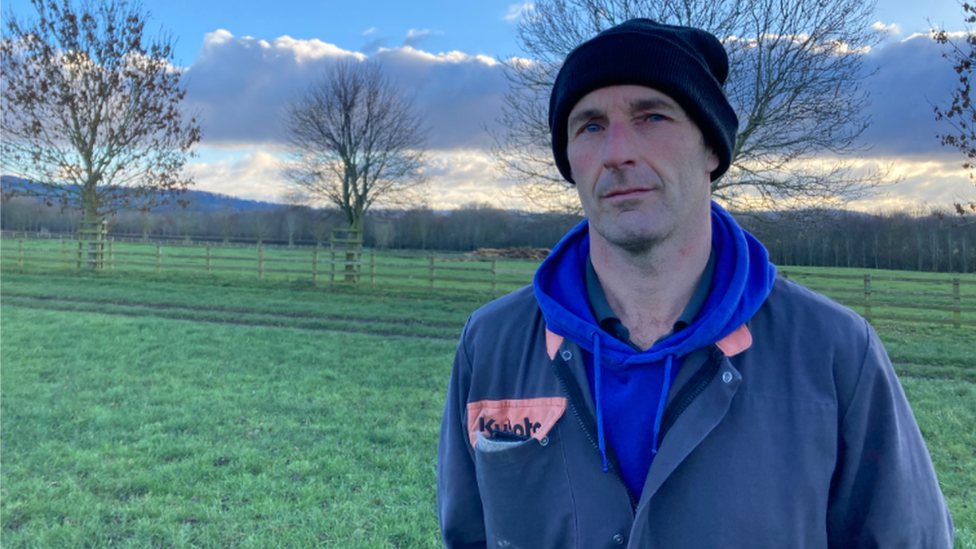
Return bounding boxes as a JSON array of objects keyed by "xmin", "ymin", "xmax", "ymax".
[{"xmin": 549, "ymin": 18, "xmax": 739, "ymax": 183}]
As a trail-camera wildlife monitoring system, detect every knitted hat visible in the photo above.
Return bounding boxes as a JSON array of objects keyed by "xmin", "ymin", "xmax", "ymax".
[{"xmin": 549, "ymin": 18, "xmax": 738, "ymax": 183}]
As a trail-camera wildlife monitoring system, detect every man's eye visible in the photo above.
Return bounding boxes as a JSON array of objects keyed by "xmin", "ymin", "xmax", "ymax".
[
  {"xmin": 646, "ymin": 114, "xmax": 665, "ymax": 122},
  {"xmin": 583, "ymin": 123, "xmax": 601, "ymax": 133}
]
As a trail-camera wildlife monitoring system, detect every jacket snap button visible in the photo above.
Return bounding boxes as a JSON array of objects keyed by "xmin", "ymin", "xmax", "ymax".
[
  {"xmin": 722, "ymin": 371, "xmax": 733, "ymax": 384},
  {"xmin": 560, "ymin": 350, "xmax": 573, "ymax": 361},
  {"xmin": 612, "ymin": 533, "xmax": 624, "ymax": 545},
  {"xmin": 540, "ymin": 436, "xmax": 549, "ymax": 446}
]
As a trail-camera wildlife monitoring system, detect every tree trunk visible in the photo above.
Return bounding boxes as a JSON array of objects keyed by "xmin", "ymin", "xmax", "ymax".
[
  {"xmin": 916, "ymin": 232, "xmax": 924, "ymax": 272},
  {"xmin": 82, "ymin": 210, "xmax": 104, "ymax": 270},
  {"xmin": 947, "ymin": 229, "xmax": 954, "ymax": 273},
  {"xmin": 872, "ymin": 232, "xmax": 879, "ymax": 269},
  {"xmin": 962, "ymin": 232, "xmax": 969, "ymax": 274}
]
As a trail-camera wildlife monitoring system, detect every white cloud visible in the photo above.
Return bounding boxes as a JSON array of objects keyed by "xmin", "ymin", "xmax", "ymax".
[
  {"xmin": 181, "ymin": 148, "xmax": 529, "ymax": 210},
  {"xmin": 185, "ymin": 150, "xmax": 287, "ymax": 202},
  {"xmin": 504, "ymin": 3, "xmax": 534, "ymax": 22},
  {"xmin": 846, "ymin": 157, "xmax": 976, "ymax": 212},
  {"xmin": 362, "ymin": 27, "xmax": 377, "ymax": 37},
  {"xmin": 423, "ymin": 150, "xmax": 527, "ymax": 210},
  {"xmin": 871, "ymin": 21, "xmax": 902, "ymax": 36}
]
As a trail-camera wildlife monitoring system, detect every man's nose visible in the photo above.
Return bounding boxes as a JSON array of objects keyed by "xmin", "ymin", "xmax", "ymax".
[{"xmin": 602, "ymin": 121, "xmax": 638, "ymax": 171}]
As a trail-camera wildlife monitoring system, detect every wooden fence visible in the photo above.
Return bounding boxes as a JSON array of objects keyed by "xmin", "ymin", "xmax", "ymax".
[
  {"xmin": 1, "ymin": 238, "xmax": 537, "ymax": 294},
  {"xmin": 779, "ymin": 271, "xmax": 976, "ymax": 327},
  {"xmin": 3, "ymin": 237, "xmax": 975, "ymax": 327}
]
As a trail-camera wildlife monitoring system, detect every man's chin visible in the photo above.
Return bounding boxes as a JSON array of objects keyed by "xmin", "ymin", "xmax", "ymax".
[{"xmin": 598, "ymin": 226, "xmax": 665, "ymax": 256}]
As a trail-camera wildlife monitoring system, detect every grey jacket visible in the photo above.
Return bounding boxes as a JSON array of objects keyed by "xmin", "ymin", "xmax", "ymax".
[{"xmin": 437, "ymin": 277, "xmax": 954, "ymax": 548}]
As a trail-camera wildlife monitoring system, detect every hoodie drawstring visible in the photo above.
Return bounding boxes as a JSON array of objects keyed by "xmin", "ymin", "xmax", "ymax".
[
  {"xmin": 593, "ymin": 332, "xmax": 609, "ymax": 473},
  {"xmin": 651, "ymin": 355, "xmax": 674, "ymax": 455},
  {"xmin": 595, "ymin": 338, "xmax": 675, "ymax": 471}
]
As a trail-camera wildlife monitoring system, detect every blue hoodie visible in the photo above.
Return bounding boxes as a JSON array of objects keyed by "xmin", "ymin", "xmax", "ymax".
[{"xmin": 532, "ymin": 200, "xmax": 777, "ymax": 497}]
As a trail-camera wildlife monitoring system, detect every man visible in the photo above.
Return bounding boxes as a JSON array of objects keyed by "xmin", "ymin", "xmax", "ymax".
[{"xmin": 437, "ymin": 18, "xmax": 954, "ymax": 549}]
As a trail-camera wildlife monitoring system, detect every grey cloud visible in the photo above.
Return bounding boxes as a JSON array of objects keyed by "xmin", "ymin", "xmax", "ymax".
[
  {"xmin": 373, "ymin": 49, "xmax": 508, "ymax": 149},
  {"xmin": 182, "ymin": 31, "xmax": 508, "ymax": 151},
  {"xmin": 858, "ymin": 33, "xmax": 961, "ymax": 160},
  {"xmin": 360, "ymin": 36, "xmax": 387, "ymax": 54}
]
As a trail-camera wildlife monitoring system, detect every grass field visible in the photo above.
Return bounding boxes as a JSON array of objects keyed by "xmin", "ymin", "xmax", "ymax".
[{"xmin": 2, "ymin": 266, "xmax": 974, "ymax": 548}]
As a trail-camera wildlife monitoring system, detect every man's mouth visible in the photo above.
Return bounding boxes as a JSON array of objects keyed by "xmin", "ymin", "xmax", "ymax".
[{"xmin": 604, "ymin": 187, "xmax": 655, "ymax": 199}]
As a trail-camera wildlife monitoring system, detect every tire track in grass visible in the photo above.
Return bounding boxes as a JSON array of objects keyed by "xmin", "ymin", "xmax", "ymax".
[
  {"xmin": 2, "ymin": 297, "xmax": 459, "ymax": 341},
  {"xmin": 1, "ymin": 292, "xmax": 464, "ymax": 329},
  {"xmin": 892, "ymin": 362, "xmax": 976, "ymax": 384}
]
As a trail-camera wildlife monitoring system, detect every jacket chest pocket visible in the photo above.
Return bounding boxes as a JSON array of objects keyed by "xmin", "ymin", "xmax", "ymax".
[{"xmin": 474, "ymin": 422, "xmax": 576, "ymax": 549}]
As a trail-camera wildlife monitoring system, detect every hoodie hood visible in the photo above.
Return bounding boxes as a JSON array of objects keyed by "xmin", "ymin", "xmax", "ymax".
[{"xmin": 534, "ymin": 201, "xmax": 776, "ymax": 366}]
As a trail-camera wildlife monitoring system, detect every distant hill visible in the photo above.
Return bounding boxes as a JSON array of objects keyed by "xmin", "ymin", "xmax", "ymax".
[{"xmin": 1, "ymin": 175, "xmax": 284, "ymax": 213}]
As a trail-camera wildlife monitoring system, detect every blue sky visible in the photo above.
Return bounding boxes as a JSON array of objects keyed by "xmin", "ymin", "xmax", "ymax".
[
  {"xmin": 3, "ymin": 0, "xmax": 960, "ymax": 64},
  {"xmin": 3, "ymin": 0, "xmax": 975, "ymax": 211}
]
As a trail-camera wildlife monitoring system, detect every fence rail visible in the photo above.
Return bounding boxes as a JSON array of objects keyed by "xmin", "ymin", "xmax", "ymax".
[
  {"xmin": 1, "ymin": 238, "xmax": 536, "ymax": 293},
  {"xmin": 779, "ymin": 270, "xmax": 976, "ymax": 327},
  {"xmin": 4, "ymin": 237, "xmax": 975, "ymax": 327}
]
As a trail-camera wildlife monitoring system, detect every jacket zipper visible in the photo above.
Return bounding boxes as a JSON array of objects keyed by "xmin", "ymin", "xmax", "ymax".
[
  {"xmin": 551, "ymin": 353, "xmax": 639, "ymax": 511},
  {"xmin": 657, "ymin": 348, "xmax": 724, "ymax": 445}
]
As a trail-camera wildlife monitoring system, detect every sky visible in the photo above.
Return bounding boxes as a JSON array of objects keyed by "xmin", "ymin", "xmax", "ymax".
[{"xmin": 3, "ymin": 0, "xmax": 975, "ymax": 212}]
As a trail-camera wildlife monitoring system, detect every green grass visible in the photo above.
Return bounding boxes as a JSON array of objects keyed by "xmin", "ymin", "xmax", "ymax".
[
  {"xmin": 1, "ymin": 306, "xmax": 453, "ymax": 548},
  {"xmin": 1, "ymin": 268, "xmax": 974, "ymax": 547},
  {"xmin": 902, "ymin": 377, "xmax": 976, "ymax": 548}
]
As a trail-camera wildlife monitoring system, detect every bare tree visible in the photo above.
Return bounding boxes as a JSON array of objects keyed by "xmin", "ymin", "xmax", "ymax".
[
  {"xmin": 932, "ymin": 3, "xmax": 976, "ymax": 223},
  {"xmin": 284, "ymin": 207, "xmax": 302, "ymax": 247},
  {"xmin": 1, "ymin": 0, "xmax": 202, "ymax": 224},
  {"xmin": 282, "ymin": 59, "xmax": 429, "ymax": 230},
  {"xmin": 492, "ymin": 0, "xmax": 888, "ymax": 212}
]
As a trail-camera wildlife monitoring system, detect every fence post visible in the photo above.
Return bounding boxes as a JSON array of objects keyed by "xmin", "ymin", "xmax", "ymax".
[
  {"xmin": 330, "ymin": 248, "xmax": 336, "ymax": 282},
  {"xmin": 156, "ymin": 245, "xmax": 162, "ymax": 274},
  {"xmin": 77, "ymin": 240, "xmax": 83, "ymax": 269},
  {"xmin": 953, "ymin": 278, "xmax": 961, "ymax": 328},
  {"xmin": 109, "ymin": 241, "xmax": 114, "ymax": 270},
  {"xmin": 429, "ymin": 253, "xmax": 436, "ymax": 289},
  {"xmin": 491, "ymin": 260, "xmax": 497, "ymax": 292},
  {"xmin": 62, "ymin": 240, "xmax": 67, "ymax": 268},
  {"xmin": 258, "ymin": 246, "xmax": 265, "ymax": 280},
  {"xmin": 863, "ymin": 274, "xmax": 872, "ymax": 322},
  {"xmin": 370, "ymin": 252, "xmax": 376, "ymax": 284},
  {"xmin": 313, "ymin": 248, "xmax": 319, "ymax": 283},
  {"xmin": 18, "ymin": 240, "xmax": 24, "ymax": 267},
  {"xmin": 206, "ymin": 247, "xmax": 212, "ymax": 275}
]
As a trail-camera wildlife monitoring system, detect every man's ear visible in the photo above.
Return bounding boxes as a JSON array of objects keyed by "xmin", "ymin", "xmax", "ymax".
[{"xmin": 705, "ymin": 146, "xmax": 719, "ymax": 174}]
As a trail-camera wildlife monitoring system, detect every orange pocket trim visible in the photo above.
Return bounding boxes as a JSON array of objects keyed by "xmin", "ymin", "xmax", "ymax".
[{"xmin": 467, "ymin": 397, "xmax": 568, "ymax": 448}]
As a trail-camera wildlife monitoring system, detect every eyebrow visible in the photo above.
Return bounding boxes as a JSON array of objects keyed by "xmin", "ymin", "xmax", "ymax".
[{"xmin": 630, "ymin": 97, "xmax": 679, "ymax": 113}]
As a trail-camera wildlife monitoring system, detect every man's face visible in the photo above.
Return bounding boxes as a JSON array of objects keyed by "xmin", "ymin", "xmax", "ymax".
[{"xmin": 566, "ymin": 85, "xmax": 718, "ymax": 254}]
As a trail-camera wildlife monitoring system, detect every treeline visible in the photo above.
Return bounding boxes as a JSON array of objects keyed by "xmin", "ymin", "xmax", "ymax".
[
  {"xmin": 0, "ymin": 198, "xmax": 581, "ymax": 252},
  {"xmin": 2, "ymin": 198, "xmax": 974, "ymax": 273},
  {"xmin": 739, "ymin": 209, "xmax": 975, "ymax": 274}
]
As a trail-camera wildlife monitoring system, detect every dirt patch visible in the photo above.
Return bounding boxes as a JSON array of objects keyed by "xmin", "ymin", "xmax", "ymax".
[{"xmin": 468, "ymin": 247, "xmax": 550, "ymax": 260}]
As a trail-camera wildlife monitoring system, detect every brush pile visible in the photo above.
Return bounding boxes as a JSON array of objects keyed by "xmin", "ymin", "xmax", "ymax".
[{"xmin": 468, "ymin": 247, "xmax": 551, "ymax": 260}]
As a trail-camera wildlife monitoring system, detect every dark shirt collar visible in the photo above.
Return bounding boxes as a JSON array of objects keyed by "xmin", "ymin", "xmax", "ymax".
[{"xmin": 585, "ymin": 250, "xmax": 715, "ymax": 351}]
